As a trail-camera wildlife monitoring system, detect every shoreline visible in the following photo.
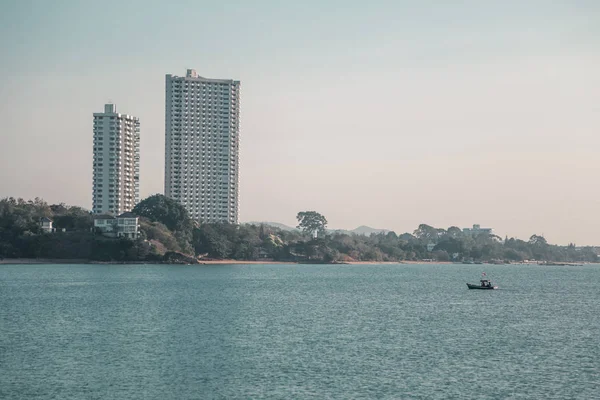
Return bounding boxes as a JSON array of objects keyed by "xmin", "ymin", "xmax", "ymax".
[
  {"xmin": 1, "ymin": 259, "xmax": 593, "ymax": 266},
  {"xmin": 0, "ymin": 259, "xmax": 454, "ymax": 265},
  {"xmin": 0, "ymin": 258, "xmax": 92, "ymax": 265}
]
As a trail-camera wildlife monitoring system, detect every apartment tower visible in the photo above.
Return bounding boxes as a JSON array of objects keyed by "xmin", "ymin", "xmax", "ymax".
[
  {"xmin": 165, "ymin": 69, "xmax": 240, "ymax": 223},
  {"xmin": 92, "ymin": 104, "xmax": 140, "ymax": 214}
]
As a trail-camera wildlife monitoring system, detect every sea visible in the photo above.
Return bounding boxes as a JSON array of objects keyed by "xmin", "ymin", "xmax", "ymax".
[{"xmin": 1, "ymin": 263, "xmax": 598, "ymax": 399}]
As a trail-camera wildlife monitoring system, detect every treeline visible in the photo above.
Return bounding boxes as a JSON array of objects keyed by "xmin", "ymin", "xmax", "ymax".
[
  {"xmin": 192, "ymin": 222, "xmax": 599, "ymax": 263},
  {"xmin": 0, "ymin": 198, "xmax": 158, "ymax": 261},
  {"xmin": 1, "ymin": 196, "xmax": 598, "ymax": 264},
  {"xmin": 0, "ymin": 195, "xmax": 200, "ymax": 262}
]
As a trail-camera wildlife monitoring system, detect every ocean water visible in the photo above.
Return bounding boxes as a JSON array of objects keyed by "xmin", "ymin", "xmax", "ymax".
[{"xmin": 1, "ymin": 263, "xmax": 599, "ymax": 399}]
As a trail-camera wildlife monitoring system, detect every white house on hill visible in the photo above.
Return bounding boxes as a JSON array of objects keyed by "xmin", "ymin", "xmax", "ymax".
[
  {"xmin": 116, "ymin": 212, "xmax": 139, "ymax": 239},
  {"xmin": 94, "ymin": 213, "xmax": 139, "ymax": 239},
  {"xmin": 40, "ymin": 217, "xmax": 54, "ymax": 233}
]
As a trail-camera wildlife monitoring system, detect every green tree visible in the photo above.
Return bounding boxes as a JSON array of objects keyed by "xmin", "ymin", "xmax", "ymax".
[
  {"xmin": 413, "ymin": 224, "xmax": 443, "ymax": 242},
  {"xmin": 431, "ymin": 250, "xmax": 450, "ymax": 261},
  {"xmin": 296, "ymin": 211, "xmax": 328, "ymax": 238},
  {"xmin": 529, "ymin": 234, "xmax": 548, "ymax": 246},
  {"xmin": 133, "ymin": 194, "xmax": 193, "ymax": 232},
  {"xmin": 139, "ymin": 218, "xmax": 181, "ymax": 252},
  {"xmin": 434, "ymin": 237, "xmax": 464, "ymax": 255},
  {"xmin": 447, "ymin": 226, "xmax": 463, "ymax": 238},
  {"xmin": 133, "ymin": 194, "xmax": 195, "ymax": 254},
  {"xmin": 193, "ymin": 226, "xmax": 228, "ymax": 258}
]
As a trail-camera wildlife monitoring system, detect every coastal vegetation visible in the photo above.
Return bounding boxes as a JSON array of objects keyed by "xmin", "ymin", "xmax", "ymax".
[
  {"xmin": 0, "ymin": 198, "xmax": 155, "ymax": 261},
  {"xmin": 296, "ymin": 211, "xmax": 328, "ymax": 238},
  {"xmin": 0, "ymin": 196, "xmax": 597, "ymax": 264}
]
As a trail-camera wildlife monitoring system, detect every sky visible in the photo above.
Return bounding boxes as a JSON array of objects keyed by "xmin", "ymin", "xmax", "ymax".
[{"xmin": 1, "ymin": 0, "xmax": 599, "ymax": 245}]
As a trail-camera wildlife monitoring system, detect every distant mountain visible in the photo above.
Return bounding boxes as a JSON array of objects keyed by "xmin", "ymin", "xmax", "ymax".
[
  {"xmin": 245, "ymin": 222, "xmax": 390, "ymax": 236},
  {"xmin": 351, "ymin": 225, "xmax": 390, "ymax": 235},
  {"xmin": 330, "ymin": 226, "xmax": 390, "ymax": 236},
  {"xmin": 245, "ymin": 221, "xmax": 298, "ymax": 231}
]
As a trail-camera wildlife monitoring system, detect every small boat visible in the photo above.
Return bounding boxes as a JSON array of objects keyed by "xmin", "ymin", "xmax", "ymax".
[{"xmin": 467, "ymin": 273, "xmax": 498, "ymax": 290}]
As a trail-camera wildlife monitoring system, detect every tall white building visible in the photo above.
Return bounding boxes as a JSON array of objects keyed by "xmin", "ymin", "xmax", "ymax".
[
  {"xmin": 165, "ymin": 69, "xmax": 240, "ymax": 223},
  {"xmin": 92, "ymin": 104, "xmax": 140, "ymax": 215}
]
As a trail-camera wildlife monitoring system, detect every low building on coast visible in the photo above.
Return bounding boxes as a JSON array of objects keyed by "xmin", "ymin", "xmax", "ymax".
[
  {"xmin": 93, "ymin": 212, "xmax": 140, "ymax": 239},
  {"xmin": 39, "ymin": 217, "xmax": 54, "ymax": 233}
]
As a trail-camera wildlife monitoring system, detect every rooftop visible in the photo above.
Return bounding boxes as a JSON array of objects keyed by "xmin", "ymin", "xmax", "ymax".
[
  {"xmin": 167, "ymin": 69, "xmax": 239, "ymax": 84},
  {"xmin": 117, "ymin": 212, "xmax": 138, "ymax": 219}
]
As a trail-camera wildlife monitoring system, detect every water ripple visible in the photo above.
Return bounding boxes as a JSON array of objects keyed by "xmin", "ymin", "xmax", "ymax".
[{"xmin": 1, "ymin": 263, "xmax": 599, "ymax": 399}]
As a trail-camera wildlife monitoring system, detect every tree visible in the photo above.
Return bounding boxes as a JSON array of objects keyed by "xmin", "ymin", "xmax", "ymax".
[
  {"xmin": 447, "ymin": 226, "xmax": 463, "ymax": 238},
  {"xmin": 413, "ymin": 224, "xmax": 443, "ymax": 242},
  {"xmin": 529, "ymin": 234, "xmax": 548, "ymax": 246},
  {"xmin": 434, "ymin": 237, "xmax": 464, "ymax": 255},
  {"xmin": 133, "ymin": 194, "xmax": 195, "ymax": 253},
  {"xmin": 431, "ymin": 250, "xmax": 450, "ymax": 261},
  {"xmin": 193, "ymin": 224, "xmax": 233, "ymax": 258},
  {"xmin": 52, "ymin": 206, "xmax": 93, "ymax": 231},
  {"xmin": 133, "ymin": 194, "xmax": 193, "ymax": 232},
  {"xmin": 296, "ymin": 211, "xmax": 328, "ymax": 238},
  {"xmin": 398, "ymin": 233, "xmax": 417, "ymax": 242},
  {"xmin": 139, "ymin": 218, "xmax": 181, "ymax": 252}
]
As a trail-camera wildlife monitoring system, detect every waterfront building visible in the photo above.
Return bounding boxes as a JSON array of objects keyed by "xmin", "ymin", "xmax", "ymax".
[
  {"xmin": 93, "ymin": 212, "xmax": 139, "ymax": 239},
  {"xmin": 164, "ymin": 69, "xmax": 240, "ymax": 223},
  {"xmin": 92, "ymin": 104, "xmax": 140, "ymax": 215},
  {"xmin": 40, "ymin": 217, "xmax": 53, "ymax": 233},
  {"xmin": 463, "ymin": 224, "xmax": 493, "ymax": 236}
]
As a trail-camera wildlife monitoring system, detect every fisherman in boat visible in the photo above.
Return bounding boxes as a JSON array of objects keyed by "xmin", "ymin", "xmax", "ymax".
[{"xmin": 468, "ymin": 274, "xmax": 498, "ymax": 289}]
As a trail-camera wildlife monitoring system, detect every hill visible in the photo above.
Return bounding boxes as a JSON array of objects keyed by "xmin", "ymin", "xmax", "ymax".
[
  {"xmin": 349, "ymin": 225, "xmax": 390, "ymax": 236},
  {"xmin": 2, "ymin": 199, "xmax": 597, "ymax": 264},
  {"xmin": 245, "ymin": 221, "xmax": 298, "ymax": 231},
  {"xmin": 249, "ymin": 222, "xmax": 390, "ymax": 236}
]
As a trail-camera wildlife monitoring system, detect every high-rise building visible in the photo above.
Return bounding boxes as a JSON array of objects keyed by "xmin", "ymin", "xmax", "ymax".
[
  {"xmin": 164, "ymin": 69, "xmax": 240, "ymax": 223},
  {"xmin": 92, "ymin": 104, "xmax": 140, "ymax": 215}
]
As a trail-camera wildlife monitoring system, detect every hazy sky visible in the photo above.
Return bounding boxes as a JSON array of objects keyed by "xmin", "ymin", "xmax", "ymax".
[{"xmin": 1, "ymin": 0, "xmax": 599, "ymax": 244}]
